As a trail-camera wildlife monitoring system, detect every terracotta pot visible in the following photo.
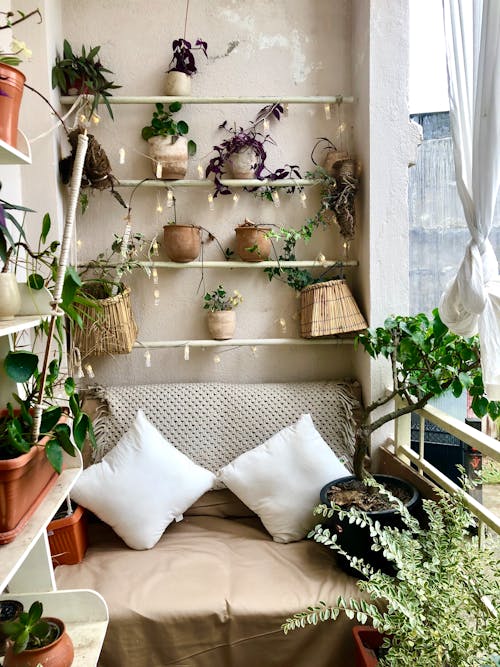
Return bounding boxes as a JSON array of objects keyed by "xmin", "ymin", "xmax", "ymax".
[
  {"xmin": 148, "ymin": 135, "xmax": 188, "ymax": 179},
  {"xmin": 47, "ymin": 504, "xmax": 88, "ymax": 566},
  {"xmin": 0, "ymin": 64, "xmax": 25, "ymax": 148},
  {"xmin": 164, "ymin": 71, "xmax": 191, "ymax": 96},
  {"xmin": 235, "ymin": 225, "xmax": 271, "ymax": 262},
  {"xmin": 163, "ymin": 225, "xmax": 201, "ymax": 263},
  {"xmin": 3, "ymin": 617, "xmax": 74, "ymax": 667},
  {"xmin": 352, "ymin": 626, "xmax": 383, "ymax": 667},
  {"xmin": 0, "ymin": 274, "xmax": 21, "ymax": 320},
  {"xmin": 227, "ymin": 147, "xmax": 258, "ymax": 179},
  {"xmin": 207, "ymin": 310, "xmax": 236, "ymax": 340}
]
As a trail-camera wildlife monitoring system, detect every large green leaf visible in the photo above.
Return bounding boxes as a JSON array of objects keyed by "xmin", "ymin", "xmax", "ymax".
[
  {"xmin": 54, "ymin": 423, "xmax": 75, "ymax": 456},
  {"xmin": 45, "ymin": 441, "xmax": 63, "ymax": 474},
  {"xmin": 40, "ymin": 406, "xmax": 62, "ymax": 435},
  {"xmin": 4, "ymin": 351, "xmax": 38, "ymax": 383},
  {"xmin": 73, "ymin": 412, "xmax": 90, "ymax": 450}
]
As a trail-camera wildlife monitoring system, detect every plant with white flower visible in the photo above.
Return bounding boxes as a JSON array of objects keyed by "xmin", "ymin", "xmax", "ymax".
[{"xmin": 0, "ymin": 8, "xmax": 41, "ymax": 66}]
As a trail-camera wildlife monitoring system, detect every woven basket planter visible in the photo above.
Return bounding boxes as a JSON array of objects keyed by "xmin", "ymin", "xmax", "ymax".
[
  {"xmin": 300, "ymin": 279, "xmax": 367, "ymax": 338},
  {"xmin": 72, "ymin": 285, "xmax": 138, "ymax": 356}
]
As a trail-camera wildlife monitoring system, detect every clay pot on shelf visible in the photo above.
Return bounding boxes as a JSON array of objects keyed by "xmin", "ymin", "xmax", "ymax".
[
  {"xmin": 148, "ymin": 135, "xmax": 188, "ymax": 179},
  {"xmin": 0, "ymin": 64, "xmax": 25, "ymax": 148},
  {"xmin": 235, "ymin": 222, "xmax": 271, "ymax": 262},
  {"xmin": 47, "ymin": 502, "xmax": 88, "ymax": 566},
  {"xmin": 227, "ymin": 147, "xmax": 258, "ymax": 179},
  {"xmin": 207, "ymin": 310, "xmax": 236, "ymax": 340},
  {"xmin": 3, "ymin": 617, "xmax": 74, "ymax": 667},
  {"xmin": 163, "ymin": 224, "xmax": 201, "ymax": 263},
  {"xmin": 164, "ymin": 71, "xmax": 191, "ymax": 96},
  {"xmin": 0, "ymin": 273, "xmax": 21, "ymax": 320},
  {"xmin": 352, "ymin": 626, "xmax": 384, "ymax": 667}
]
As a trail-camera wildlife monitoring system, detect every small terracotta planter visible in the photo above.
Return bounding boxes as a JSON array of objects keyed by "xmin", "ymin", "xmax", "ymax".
[
  {"xmin": 227, "ymin": 147, "xmax": 258, "ymax": 179},
  {"xmin": 163, "ymin": 224, "xmax": 201, "ymax": 263},
  {"xmin": 164, "ymin": 71, "xmax": 191, "ymax": 96},
  {"xmin": 352, "ymin": 626, "xmax": 383, "ymax": 667},
  {"xmin": 3, "ymin": 617, "xmax": 74, "ymax": 667},
  {"xmin": 0, "ymin": 273, "xmax": 21, "ymax": 320},
  {"xmin": 47, "ymin": 504, "xmax": 88, "ymax": 566},
  {"xmin": 0, "ymin": 64, "xmax": 25, "ymax": 148},
  {"xmin": 235, "ymin": 225, "xmax": 271, "ymax": 262},
  {"xmin": 148, "ymin": 135, "xmax": 188, "ymax": 179},
  {"xmin": 207, "ymin": 310, "xmax": 236, "ymax": 340}
]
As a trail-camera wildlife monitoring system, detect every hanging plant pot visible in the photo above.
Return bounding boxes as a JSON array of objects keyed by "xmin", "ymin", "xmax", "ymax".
[
  {"xmin": 72, "ymin": 284, "xmax": 138, "ymax": 356},
  {"xmin": 300, "ymin": 279, "xmax": 367, "ymax": 338},
  {"xmin": 227, "ymin": 147, "xmax": 258, "ymax": 179},
  {"xmin": 323, "ymin": 148, "xmax": 349, "ymax": 175},
  {"xmin": 3, "ymin": 617, "xmax": 74, "ymax": 667},
  {"xmin": 164, "ymin": 71, "xmax": 191, "ymax": 96},
  {"xmin": 148, "ymin": 135, "xmax": 188, "ymax": 179},
  {"xmin": 235, "ymin": 223, "xmax": 271, "ymax": 262},
  {"xmin": 0, "ymin": 64, "xmax": 25, "ymax": 148},
  {"xmin": 163, "ymin": 224, "xmax": 201, "ymax": 263},
  {"xmin": 0, "ymin": 273, "xmax": 21, "ymax": 320},
  {"xmin": 207, "ymin": 310, "xmax": 236, "ymax": 340},
  {"xmin": 352, "ymin": 626, "xmax": 384, "ymax": 667}
]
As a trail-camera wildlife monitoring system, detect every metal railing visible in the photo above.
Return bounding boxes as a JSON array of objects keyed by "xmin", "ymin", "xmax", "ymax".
[{"xmin": 394, "ymin": 403, "xmax": 500, "ymax": 537}]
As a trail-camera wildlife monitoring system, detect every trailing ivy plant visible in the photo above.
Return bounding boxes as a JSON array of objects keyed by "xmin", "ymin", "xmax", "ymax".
[{"xmin": 283, "ymin": 476, "xmax": 500, "ymax": 667}]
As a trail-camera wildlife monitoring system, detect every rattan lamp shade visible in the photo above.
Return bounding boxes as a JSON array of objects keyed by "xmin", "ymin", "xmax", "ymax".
[{"xmin": 300, "ymin": 279, "xmax": 367, "ymax": 338}]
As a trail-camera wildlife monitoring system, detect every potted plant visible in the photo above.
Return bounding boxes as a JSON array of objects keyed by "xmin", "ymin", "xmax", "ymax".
[
  {"xmin": 203, "ymin": 284, "xmax": 243, "ymax": 340},
  {"xmin": 0, "ymin": 8, "xmax": 41, "ymax": 147},
  {"xmin": 1, "ymin": 600, "xmax": 73, "ymax": 667},
  {"xmin": 283, "ymin": 477, "xmax": 500, "ymax": 667},
  {"xmin": 234, "ymin": 218, "xmax": 272, "ymax": 262},
  {"xmin": 141, "ymin": 102, "xmax": 196, "ymax": 179},
  {"xmin": 47, "ymin": 496, "xmax": 88, "ymax": 566},
  {"xmin": 51, "ymin": 39, "xmax": 121, "ymax": 120},
  {"xmin": 165, "ymin": 37, "xmax": 208, "ymax": 96}
]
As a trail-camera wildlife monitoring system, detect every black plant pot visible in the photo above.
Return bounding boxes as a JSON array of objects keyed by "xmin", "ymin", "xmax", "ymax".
[{"xmin": 319, "ymin": 474, "xmax": 420, "ymax": 576}]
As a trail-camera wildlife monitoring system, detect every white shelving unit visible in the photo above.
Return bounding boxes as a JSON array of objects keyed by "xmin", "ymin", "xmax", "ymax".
[{"xmin": 0, "ymin": 137, "xmax": 108, "ymax": 665}]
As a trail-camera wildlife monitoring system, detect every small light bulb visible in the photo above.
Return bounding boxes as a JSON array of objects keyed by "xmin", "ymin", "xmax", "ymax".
[
  {"xmin": 299, "ymin": 191, "xmax": 307, "ymax": 208},
  {"xmin": 271, "ymin": 190, "xmax": 280, "ymax": 208},
  {"xmin": 119, "ymin": 147, "xmax": 126, "ymax": 164},
  {"xmin": 84, "ymin": 363, "xmax": 95, "ymax": 379},
  {"xmin": 156, "ymin": 161, "xmax": 163, "ymax": 179},
  {"xmin": 283, "ymin": 103, "xmax": 289, "ymax": 117},
  {"xmin": 76, "ymin": 239, "xmax": 82, "ymax": 248},
  {"xmin": 197, "ymin": 163, "xmax": 204, "ymax": 179},
  {"xmin": 91, "ymin": 112, "xmax": 100, "ymax": 125},
  {"xmin": 317, "ymin": 252, "xmax": 326, "ymax": 264},
  {"xmin": 279, "ymin": 317, "xmax": 287, "ymax": 332},
  {"xmin": 207, "ymin": 193, "xmax": 215, "ymax": 211},
  {"xmin": 213, "ymin": 354, "xmax": 221, "ymax": 364},
  {"xmin": 76, "ymin": 366, "xmax": 85, "ymax": 379},
  {"xmin": 251, "ymin": 346, "xmax": 258, "ymax": 357},
  {"xmin": 156, "ymin": 192, "xmax": 163, "ymax": 213},
  {"xmin": 263, "ymin": 117, "xmax": 270, "ymax": 132},
  {"xmin": 232, "ymin": 193, "xmax": 240, "ymax": 204},
  {"xmin": 152, "ymin": 268, "xmax": 158, "ymax": 285},
  {"xmin": 166, "ymin": 190, "xmax": 174, "ymax": 207},
  {"xmin": 153, "ymin": 288, "xmax": 160, "ymax": 306},
  {"xmin": 324, "ymin": 103, "xmax": 332, "ymax": 120},
  {"xmin": 338, "ymin": 121, "xmax": 346, "ymax": 134},
  {"xmin": 144, "ymin": 350, "xmax": 151, "ymax": 368},
  {"xmin": 152, "ymin": 239, "xmax": 159, "ymax": 256},
  {"xmin": 184, "ymin": 344, "xmax": 190, "ymax": 361}
]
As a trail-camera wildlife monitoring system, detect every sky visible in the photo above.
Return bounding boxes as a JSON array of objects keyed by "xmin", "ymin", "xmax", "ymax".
[{"xmin": 409, "ymin": 0, "xmax": 449, "ymax": 114}]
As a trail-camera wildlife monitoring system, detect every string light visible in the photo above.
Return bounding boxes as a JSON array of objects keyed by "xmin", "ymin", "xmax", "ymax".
[
  {"xmin": 271, "ymin": 190, "xmax": 280, "ymax": 208},
  {"xmin": 76, "ymin": 239, "xmax": 82, "ymax": 249},
  {"xmin": 119, "ymin": 147, "xmax": 126, "ymax": 164},
  {"xmin": 263, "ymin": 117, "xmax": 270, "ymax": 132},
  {"xmin": 84, "ymin": 363, "xmax": 95, "ymax": 379},
  {"xmin": 207, "ymin": 193, "xmax": 215, "ymax": 211},
  {"xmin": 213, "ymin": 354, "xmax": 221, "ymax": 364},
  {"xmin": 279, "ymin": 317, "xmax": 287, "ymax": 333},
  {"xmin": 316, "ymin": 252, "xmax": 326, "ymax": 264},
  {"xmin": 144, "ymin": 350, "xmax": 151, "ymax": 368},
  {"xmin": 299, "ymin": 191, "xmax": 307, "ymax": 208},
  {"xmin": 251, "ymin": 346, "xmax": 258, "ymax": 357},
  {"xmin": 153, "ymin": 288, "xmax": 160, "ymax": 306},
  {"xmin": 324, "ymin": 103, "xmax": 332, "ymax": 120},
  {"xmin": 121, "ymin": 224, "xmax": 132, "ymax": 257},
  {"xmin": 156, "ymin": 161, "xmax": 163, "ymax": 179},
  {"xmin": 232, "ymin": 193, "xmax": 240, "ymax": 205},
  {"xmin": 184, "ymin": 344, "xmax": 190, "ymax": 361},
  {"xmin": 166, "ymin": 189, "xmax": 174, "ymax": 207},
  {"xmin": 91, "ymin": 112, "xmax": 100, "ymax": 125},
  {"xmin": 283, "ymin": 103, "xmax": 289, "ymax": 117},
  {"xmin": 78, "ymin": 113, "xmax": 87, "ymax": 125},
  {"xmin": 152, "ymin": 239, "xmax": 159, "ymax": 256},
  {"xmin": 197, "ymin": 163, "xmax": 204, "ymax": 179},
  {"xmin": 152, "ymin": 268, "xmax": 158, "ymax": 285}
]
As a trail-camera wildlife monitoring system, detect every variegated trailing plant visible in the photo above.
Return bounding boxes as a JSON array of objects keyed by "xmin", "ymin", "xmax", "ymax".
[{"xmin": 283, "ymin": 476, "xmax": 500, "ymax": 667}]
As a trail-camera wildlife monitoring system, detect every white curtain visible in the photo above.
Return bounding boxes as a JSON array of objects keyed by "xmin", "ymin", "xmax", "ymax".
[{"xmin": 439, "ymin": 0, "xmax": 500, "ymax": 400}]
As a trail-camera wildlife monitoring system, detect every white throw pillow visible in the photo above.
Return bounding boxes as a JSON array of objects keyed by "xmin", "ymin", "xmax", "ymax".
[
  {"xmin": 218, "ymin": 414, "xmax": 349, "ymax": 543},
  {"xmin": 71, "ymin": 410, "xmax": 216, "ymax": 549}
]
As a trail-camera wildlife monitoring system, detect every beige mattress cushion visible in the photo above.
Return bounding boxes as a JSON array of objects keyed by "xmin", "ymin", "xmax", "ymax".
[{"xmin": 56, "ymin": 515, "xmax": 361, "ymax": 667}]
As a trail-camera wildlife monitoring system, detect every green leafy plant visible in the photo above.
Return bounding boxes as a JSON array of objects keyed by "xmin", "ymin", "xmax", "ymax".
[
  {"xmin": 283, "ymin": 477, "xmax": 500, "ymax": 667},
  {"xmin": 0, "ymin": 601, "xmax": 60, "ymax": 654},
  {"xmin": 0, "ymin": 8, "xmax": 41, "ymax": 66},
  {"xmin": 141, "ymin": 102, "xmax": 196, "ymax": 156},
  {"xmin": 203, "ymin": 285, "xmax": 243, "ymax": 312},
  {"xmin": 51, "ymin": 39, "xmax": 121, "ymax": 119}
]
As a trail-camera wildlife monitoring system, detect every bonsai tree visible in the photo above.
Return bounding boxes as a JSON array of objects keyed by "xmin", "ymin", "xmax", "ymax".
[
  {"xmin": 352, "ymin": 309, "xmax": 500, "ymax": 479},
  {"xmin": 51, "ymin": 39, "xmax": 121, "ymax": 119},
  {"xmin": 283, "ymin": 476, "xmax": 500, "ymax": 666},
  {"xmin": 167, "ymin": 38, "xmax": 207, "ymax": 77}
]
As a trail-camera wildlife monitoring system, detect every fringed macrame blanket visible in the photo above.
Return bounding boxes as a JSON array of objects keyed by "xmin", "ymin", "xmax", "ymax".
[{"xmin": 86, "ymin": 381, "xmax": 359, "ymax": 475}]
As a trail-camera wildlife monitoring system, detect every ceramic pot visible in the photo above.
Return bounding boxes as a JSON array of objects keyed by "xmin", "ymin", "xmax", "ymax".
[
  {"xmin": 0, "ymin": 64, "xmax": 25, "ymax": 148},
  {"xmin": 3, "ymin": 617, "xmax": 74, "ymax": 667},
  {"xmin": 235, "ymin": 225, "xmax": 271, "ymax": 262},
  {"xmin": 17, "ymin": 284, "xmax": 52, "ymax": 316},
  {"xmin": 207, "ymin": 310, "xmax": 236, "ymax": 340},
  {"xmin": 163, "ymin": 225, "xmax": 201, "ymax": 263},
  {"xmin": 47, "ymin": 504, "xmax": 88, "ymax": 566},
  {"xmin": 148, "ymin": 135, "xmax": 188, "ymax": 179},
  {"xmin": 0, "ymin": 273, "xmax": 21, "ymax": 320},
  {"xmin": 227, "ymin": 147, "xmax": 258, "ymax": 179},
  {"xmin": 352, "ymin": 626, "xmax": 383, "ymax": 667},
  {"xmin": 165, "ymin": 71, "xmax": 191, "ymax": 96}
]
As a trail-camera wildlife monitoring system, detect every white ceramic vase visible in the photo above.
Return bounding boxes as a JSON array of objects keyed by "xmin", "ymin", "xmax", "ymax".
[
  {"xmin": 164, "ymin": 71, "xmax": 192, "ymax": 96},
  {"xmin": 148, "ymin": 135, "xmax": 188, "ymax": 179},
  {"xmin": 0, "ymin": 273, "xmax": 21, "ymax": 320}
]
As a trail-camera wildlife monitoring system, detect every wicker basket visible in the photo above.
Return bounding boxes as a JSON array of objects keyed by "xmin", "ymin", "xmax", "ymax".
[
  {"xmin": 300, "ymin": 279, "xmax": 367, "ymax": 338},
  {"xmin": 72, "ymin": 285, "xmax": 138, "ymax": 356}
]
